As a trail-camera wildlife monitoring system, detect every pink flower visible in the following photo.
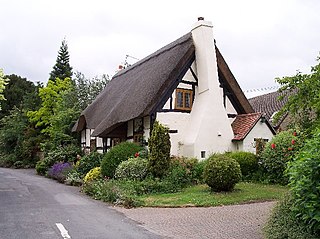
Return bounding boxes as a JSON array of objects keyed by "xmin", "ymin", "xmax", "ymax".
[
  {"xmin": 288, "ymin": 147, "xmax": 293, "ymax": 151},
  {"xmin": 271, "ymin": 143, "xmax": 276, "ymax": 149},
  {"xmin": 134, "ymin": 152, "xmax": 140, "ymax": 158},
  {"xmin": 291, "ymin": 139, "xmax": 295, "ymax": 145},
  {"xmin": 293, "ymin": 132, "xmax": 297, "ymax": 136}
]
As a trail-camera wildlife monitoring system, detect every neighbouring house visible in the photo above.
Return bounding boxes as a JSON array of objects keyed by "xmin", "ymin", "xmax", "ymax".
[
  {"xmin": 232, "ymin": 113, "xmax": 275, "ymax": 153},
  {"xmin": 249, "ymin": 90, "xmax": 292, "ymax": 131},
  {"xmin": 73, "ymin": 18, "xmax": 275, "ymax": 158}
]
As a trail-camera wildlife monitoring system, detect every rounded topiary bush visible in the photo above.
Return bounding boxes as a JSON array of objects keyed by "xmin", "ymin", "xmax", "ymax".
[
  {"xmin": 100, "ymin": 142, "xmax": 143, "ymax": 178},
  {"xmin": 203, "ymin": 154, "xmax": 242, "ymax": 192},
  {"xmin": 225, "ymin": 151, "xmax": 258, "ymax": 180},
  {"xmin": 84, "ymin": 167, "xmax": 102, "ymax": 183},
  {"xmin": 114, "ymin": 157, "xmax": 148, "ymax": 181}
]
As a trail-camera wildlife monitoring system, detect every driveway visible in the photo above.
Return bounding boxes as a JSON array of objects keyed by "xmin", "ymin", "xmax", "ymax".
[{"xmin": 116, "ymin": 201, "xmax": 275, "ymax": 239}]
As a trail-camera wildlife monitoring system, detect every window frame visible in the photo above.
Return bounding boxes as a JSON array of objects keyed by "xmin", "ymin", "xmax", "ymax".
[{"xmin": 175, "ymin": 88, "xmax": 193, "ymax": 111}]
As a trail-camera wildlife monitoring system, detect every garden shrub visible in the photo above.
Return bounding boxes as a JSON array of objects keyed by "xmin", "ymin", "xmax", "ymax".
[
  {"xmin": 35, "ymin": 144, "xmax": 81, "ymax": 175},
  {"xmin": 260, "ymin": 130, "xmax": 300, "ymax": 185},
  {"xmin": 81, "ymin": 179, "xmax": 138, "ymax": 208},
  {"xmin": 0, "ymin": 154, "xmax": 17, "ymax": 168},
  {"xmin": 100, "ymin": 142, "xmax": 142, "ymax": 178},
  {"xmin": 84, "ymin": 167, "xmax": 102, "ymax": 183},
  {"xmin": 13, "ymin": 160, "xmax": 24, "ymax": 168},
  {"xmin": 225, "ymin": 151, "xmax": 258, "ymax": 180},
  {"xmin": 76, "ymin": 151, "xmax": 102, "ymax": 177},
  {"xmin": 114, "ymin": 157, "xmax": 148, "ymax": 181},
  {"xmin": 148, "ymin": 121, "xmax": 171, "ymax": 178},
  {"xmin": 286, "ymin": 128, "xmax": 320, "ymax": 235},
  {"xmin": 203, "ymin": 154, "xmax": 241, "ymax": 192},
  {"xmin": 164, "ymin": 156, "xmax": 200, "ymax": 187},
  {"xmin": 35, "ymin": 160, "xmax": 48, "ymax": 175},
  {"xmin": 264, "ymin": 194, "xmax": 318, "ymax": 239},
  {"xmin": 191, "ymin": 159, "xmax": 207, "ymax": 184},
  {"xmin": 47, "ymin": 162, "xmax": 73, "ymax": 183},
  {"xmin": 65, "ymin": 169, "xmax": 82, "ymax": 186}
]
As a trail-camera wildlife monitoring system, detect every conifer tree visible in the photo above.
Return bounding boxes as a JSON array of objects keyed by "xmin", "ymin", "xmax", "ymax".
[{"xmin": 49, "ymin": 39, "xmax": 73, "ymax": 82}]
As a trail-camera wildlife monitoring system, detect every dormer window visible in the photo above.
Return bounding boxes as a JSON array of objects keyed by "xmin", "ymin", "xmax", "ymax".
[{"xmin": 175, "ymin": 88, "xmax": 193, "ymax": 111}]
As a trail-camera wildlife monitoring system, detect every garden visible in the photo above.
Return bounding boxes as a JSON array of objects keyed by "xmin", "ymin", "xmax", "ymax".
[
  {"xmin": 32, "ymin": 117, "xmax": 320, "ymax": 239},
  {"xmin": 1, "ymin": 38, "xmax": 319, "ymax": 239}
]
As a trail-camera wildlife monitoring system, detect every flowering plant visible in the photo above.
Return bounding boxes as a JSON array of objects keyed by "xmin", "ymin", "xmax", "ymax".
[
  {"xmin": 260, "ymin": 130, "xmax": 301, "ymax": 184},
  {"xmin": 47, "ymin": 162, "xmax": 73, "ymax": 183}
]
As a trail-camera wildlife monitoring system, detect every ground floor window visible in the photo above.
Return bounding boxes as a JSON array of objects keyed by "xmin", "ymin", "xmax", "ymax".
[{"xmin": 254, "ymin": 138, "xmax": 269, "ymax": 155}]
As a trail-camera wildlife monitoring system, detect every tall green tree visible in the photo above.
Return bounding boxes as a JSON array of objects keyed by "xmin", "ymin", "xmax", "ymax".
[
  {"xmin": 0, "ymin": 69, "xmax": 9, "ymax": 109},
  {"xmin": 27, "ymin": 77, "xmax": 79, "ymax": 150},
  {"xmin": 275, "ymin": 55, "xmax": 320, "ymax": 134},
  {"xmin": 74, "ymin": 72, "xmax": 110, "ymax": 111},
  {"xmin": 0, "ymin": 74, "xmax": 40, "ymax": 118},
  {"xmin": 49, "ymin": 39, "xmax": 73, "ymax": 82}
]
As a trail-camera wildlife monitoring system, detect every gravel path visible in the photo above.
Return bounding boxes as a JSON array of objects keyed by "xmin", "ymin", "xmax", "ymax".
[{"xmin": 116, "ymin": 201, "xmax": 276, "ymax": 239}]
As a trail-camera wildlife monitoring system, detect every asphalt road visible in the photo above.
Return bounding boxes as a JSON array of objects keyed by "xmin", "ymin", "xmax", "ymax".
[{"xmin": 0, "ymin": 168, "xmax": 162, "ymax": 239}]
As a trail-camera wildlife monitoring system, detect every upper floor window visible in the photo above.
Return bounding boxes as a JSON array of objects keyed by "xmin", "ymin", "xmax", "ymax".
[{"xmin": 175, "ymin": 88, "xmax": 193, "ymax": 111}]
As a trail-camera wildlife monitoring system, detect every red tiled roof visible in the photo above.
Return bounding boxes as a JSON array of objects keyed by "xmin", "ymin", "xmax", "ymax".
[{"xmin": 231, "ymin": 113, "xmax": 262, "ymax": 141}]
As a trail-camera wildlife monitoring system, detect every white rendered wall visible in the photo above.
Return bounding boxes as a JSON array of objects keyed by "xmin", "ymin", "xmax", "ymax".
[
  {"xmin": 127, "ymin": 120, "xmax": 134, "ymax": 137},
  {"xmin": 241, "ymin": 121, "xmax": 274, "ymax": 153},
  {"xmin": 143, "ymin": 116, "xmax": 151, "ymax": 142},
  {"xmin": 181, "ymin": 20, "xmax": 235, "ymax": 159},
  {"xmin": 96, "ymin": 137, "xmax": 103, "ymax": 153},
  {"xmin": 157, "ymin": 112, "xmax": 191, "ymax": 156},
  {"xmin": 226, "ymin": 97, "xmax": 237, "ymax": 124}
]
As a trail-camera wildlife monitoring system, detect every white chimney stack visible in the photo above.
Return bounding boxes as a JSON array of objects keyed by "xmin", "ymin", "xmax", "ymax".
[{"xmin": 181, "ymin": 18, "xmax": 235, "ymax": 157}]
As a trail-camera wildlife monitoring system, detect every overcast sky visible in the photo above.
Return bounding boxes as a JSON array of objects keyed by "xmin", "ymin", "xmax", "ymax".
[{"xmin": 1, "ymin": 0, "xmax": 319, "ymax": 97}]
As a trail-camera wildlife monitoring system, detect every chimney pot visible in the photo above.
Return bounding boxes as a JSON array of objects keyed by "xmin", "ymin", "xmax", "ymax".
[{"xmin": 198, "ymin": 17, "xmax": 204, "ymax": 21}]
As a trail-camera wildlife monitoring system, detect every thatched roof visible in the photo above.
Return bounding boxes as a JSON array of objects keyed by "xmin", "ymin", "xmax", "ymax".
[
  {"xmin": 73, "ymin": 32, "xmax": 254, "ymax": 137},
  {"xmin": 216, "ymin": 47, "xmax": 254, "ymax": 114},
  {"xmin": 249, "ymin": 90, "xmax": 291, "ymax": 128},
  {"xmin": 73, "ymin": 33, "xmax": 195, "ymax": 137}
]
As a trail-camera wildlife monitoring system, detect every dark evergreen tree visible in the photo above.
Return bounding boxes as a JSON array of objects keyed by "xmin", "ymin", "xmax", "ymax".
[
  {"xmin": 49, "ymin": 39, "xmax": 73, "ymax": 82},
  {"xmin": 0, "ymin": 74, "xmax": 40, "ymax": 119}
]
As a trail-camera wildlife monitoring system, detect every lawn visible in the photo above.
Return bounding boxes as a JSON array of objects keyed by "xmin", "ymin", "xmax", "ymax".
[{"xmin": 137, "ymin": 182, "xmax": 288, "ymax": 207}]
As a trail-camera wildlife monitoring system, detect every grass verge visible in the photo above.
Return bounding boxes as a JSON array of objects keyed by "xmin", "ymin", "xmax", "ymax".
[{"xmin": 136, "ymin": 182, "xmax": 288, "ymax": 207}]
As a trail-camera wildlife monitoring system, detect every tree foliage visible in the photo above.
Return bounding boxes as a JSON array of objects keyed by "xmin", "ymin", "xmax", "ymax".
[
  {"xmin": 49, "ymin": 39, "xmax": 73, "ymax": 82},
  {"xmin": 148, "ymin": 121, "xmax": 171, "ymax": 178},
  {"xmin": 287, "ymin": 128, "xmax": 320, "ymax": 235},
  {"xmin": 0, "ymin": 69, "xmax": 9, "ymax": 109},
  {"xmin": 0, "ymin": 74, "xmax": 40, "ymax": 118},
  {"xmin": 0, "ymin": 107, "xmax": 42, "ymax": 168},
  {"xmin": 275, "ymin": 55, "xmax": 320, "ymax": 133},
  {"xmin": 73, "ymin": 72, "xmax": 110, "ymax": 111},
  {"xmin": 27, "ymin": 78, "xmax": 79, "ymax": 148}
]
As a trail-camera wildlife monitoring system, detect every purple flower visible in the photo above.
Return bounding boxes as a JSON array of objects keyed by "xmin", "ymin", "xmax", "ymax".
[{"xmin": 48, "ymin": 162, "xmax": 73, "ymax": 183}]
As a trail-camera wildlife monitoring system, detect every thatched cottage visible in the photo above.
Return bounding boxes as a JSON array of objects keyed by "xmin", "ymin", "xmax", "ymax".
[{"xmin": 73, "ymin": 18, "xmax": 275, "ymax": 158}]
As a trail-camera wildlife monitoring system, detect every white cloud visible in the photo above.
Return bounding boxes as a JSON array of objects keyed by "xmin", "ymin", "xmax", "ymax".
[{"xmin": 0, "ymin": 0, "xmax": 319, "ymax": 95}]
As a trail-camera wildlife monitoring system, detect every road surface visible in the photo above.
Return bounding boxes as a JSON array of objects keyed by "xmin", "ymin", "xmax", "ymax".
[{"xmin": 0, "ymin": 168, "xmax": 161, "ymax": 239}]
